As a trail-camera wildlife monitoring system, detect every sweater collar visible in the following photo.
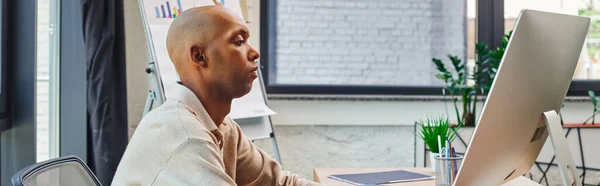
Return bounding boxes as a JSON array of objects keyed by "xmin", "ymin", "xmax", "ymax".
[{"xmin": 168, "ymin": 82, "xmax": 231, "ymax": 133}]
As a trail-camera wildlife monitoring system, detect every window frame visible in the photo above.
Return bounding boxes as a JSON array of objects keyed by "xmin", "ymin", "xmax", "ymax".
[
  {"xmin": 59, "ymin": 0, "xmax": 88, "ymax": 162},
  {"xmin": 260, "ymin": 0, "xmax": 598, "ymax": 96},
  {"xmin": 0, "ymin": 0, "xmax": 89, "ymax": 183},
  {"xmin": 0, "ymin": 0, "xmax": 37, "ymax": 185},
  {"xmin": 0, "ymin": 0, "xmax": 9, "ymax": 131}
]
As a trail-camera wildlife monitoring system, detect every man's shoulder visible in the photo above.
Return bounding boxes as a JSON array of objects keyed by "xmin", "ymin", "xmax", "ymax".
[
  {"xmin": 113, "ymin": 134, "xmax": 226, "ymax": 186},
  {"xmin": 140, "ymin": 99, "xmax": 186, "ymax": 121},
  {"xmin": 136, "ymin": 99, "xmax": 217, "ymax": 143},
  {"xmin": 114, "ymin": 99, "xmax": 222, "ymax": 185}
]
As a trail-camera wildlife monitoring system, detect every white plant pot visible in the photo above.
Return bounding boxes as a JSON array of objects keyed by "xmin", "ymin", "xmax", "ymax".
[{"xmin": 430, "ymin": 152, "xmax": 438, "ymax": 172}]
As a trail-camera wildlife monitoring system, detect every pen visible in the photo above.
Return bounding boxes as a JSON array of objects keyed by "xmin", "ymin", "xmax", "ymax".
[
  {"xmin": 449, "ymin": 141, "xmax": 455, "ymax": 180},
  {"xmin": 452, "ymin": 147, "xmax": 458, "ymax": 174},
  {"xmin": 446, "ymin": 138, "xmax": 450, "ymax": 183},
  {"xmin": 437, "ymin": 135, "xmax": 443, "ymax": 159}
]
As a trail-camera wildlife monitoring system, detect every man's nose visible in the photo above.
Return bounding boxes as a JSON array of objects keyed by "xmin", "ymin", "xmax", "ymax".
[{"xmin": 248, "ymin": 45, "xmax": 260, "ymax": 62}]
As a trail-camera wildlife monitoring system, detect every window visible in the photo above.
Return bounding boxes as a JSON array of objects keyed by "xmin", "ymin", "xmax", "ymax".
[
  {"xmin": 466, "ymin": 0, "xmax": 477, "ymax": 86},
  {"xmin": 36, "ymin": 0, "xmax": 60, "ymax": 162},
  {"xmin": 262, "ymin": 0, "xmax": 600, "ymax": 95},
  {"xmin": 504, "ymin": 0, "xmax": 600, "ymax": 95},
  {"xmin": 261, "ymin": 0, "xmax": 473, "ymax": 94}
]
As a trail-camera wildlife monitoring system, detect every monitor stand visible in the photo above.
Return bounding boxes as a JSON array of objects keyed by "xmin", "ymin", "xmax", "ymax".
[{"xmin": 543, "ymin": 110, "xmax": 581, "ymax": 186}]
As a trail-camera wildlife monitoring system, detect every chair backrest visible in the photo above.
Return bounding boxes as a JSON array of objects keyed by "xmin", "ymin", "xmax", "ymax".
[{"xmin": 11, "ymin": 155, "xmax": 102, "ymax": 186}]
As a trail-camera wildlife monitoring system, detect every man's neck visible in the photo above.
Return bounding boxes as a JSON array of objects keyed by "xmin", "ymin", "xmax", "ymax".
[{"xmin": 182, "ymin": 81, "xmax": 231, "ymax": 127}]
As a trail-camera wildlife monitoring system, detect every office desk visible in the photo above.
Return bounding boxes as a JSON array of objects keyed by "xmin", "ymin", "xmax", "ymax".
[{"xmin": 313, "ymin": 168, "xmax": 542, "ymax": 186}]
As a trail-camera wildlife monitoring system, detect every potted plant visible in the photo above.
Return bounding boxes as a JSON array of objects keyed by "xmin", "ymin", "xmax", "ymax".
[
  {"xmin": 432, "ymin": 56, "xmax": 477, "ymax": 127},
  {"xmin": 431, "ymin": 31, "xmax": 513, "ymax": 127},
  {"xmin": 415, "ymin": 115, "xmax": 460, "ymax": 171}
]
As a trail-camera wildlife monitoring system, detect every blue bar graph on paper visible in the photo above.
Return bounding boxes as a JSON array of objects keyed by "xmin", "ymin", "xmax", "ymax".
[
  {"xmin": 155, "ymin": 1, "xmax": 182, "ymax": 19},
  {"xmin": 166, "ymin": 1, "xmax": 172, "ymax": 18},
  {"xmin": 446, "ymin": 139, "xmax": 451, "ymax": 183},
  {"xmin": 177, "ymin": 0, "xmax": 183, "ymax": 12}
]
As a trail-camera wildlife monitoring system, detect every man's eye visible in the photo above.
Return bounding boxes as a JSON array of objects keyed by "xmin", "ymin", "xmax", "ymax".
[
  {"xmin": 235, "ymin": 40, "xmax": 244, "ymax": 46},
  {"xmin": 233, "ymin": 34, "xmax": 245, "ymax": 46}
]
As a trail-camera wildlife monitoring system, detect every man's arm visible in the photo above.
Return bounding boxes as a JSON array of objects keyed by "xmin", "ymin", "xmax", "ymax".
[{"xmin": 232, "ymin": 123, "xmax": 323, "ymax": 186}]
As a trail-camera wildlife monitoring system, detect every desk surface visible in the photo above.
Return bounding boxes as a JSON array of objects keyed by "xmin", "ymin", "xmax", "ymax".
[{"xmin": 313, "ymin": 168, "xmax": 542, "ymax": 186}]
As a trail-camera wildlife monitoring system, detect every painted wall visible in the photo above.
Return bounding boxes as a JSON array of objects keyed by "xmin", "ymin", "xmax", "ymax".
[{"xmin": 124, "ymin": 0, "xmax": 151, "ymax": 138}]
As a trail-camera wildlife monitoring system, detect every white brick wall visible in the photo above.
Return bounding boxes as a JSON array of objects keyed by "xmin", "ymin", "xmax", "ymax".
[{"xmin": 275, "ymin": 0, "xmax": 466, "ymax": 86}]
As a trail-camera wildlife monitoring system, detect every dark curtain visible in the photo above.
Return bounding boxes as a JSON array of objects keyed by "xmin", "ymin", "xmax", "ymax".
[{"xmin": 81, "ymin": 0, "xmax": 128, "ymax": 185}]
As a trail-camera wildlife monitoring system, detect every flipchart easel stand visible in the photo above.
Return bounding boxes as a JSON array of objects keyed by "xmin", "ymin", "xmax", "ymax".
[{"xmin": 137, "ymin": 0, "xmax": 282, "ymax": 164}]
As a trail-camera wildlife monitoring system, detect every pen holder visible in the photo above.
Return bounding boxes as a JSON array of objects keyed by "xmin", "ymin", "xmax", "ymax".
[{"xmin": 434, "ymin": 155, "xmax": 463, "ymax": 186}]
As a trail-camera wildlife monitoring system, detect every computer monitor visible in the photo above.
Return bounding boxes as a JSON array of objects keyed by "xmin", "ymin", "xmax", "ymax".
[{"xmin": 453, "ymin": 9, "xmax": 590, "ymax": 186}]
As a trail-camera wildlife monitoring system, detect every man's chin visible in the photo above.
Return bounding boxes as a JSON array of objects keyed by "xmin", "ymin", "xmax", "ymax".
[{"xmin": 231, "ymin": 87, "xmax": 252, "ymax": 99}]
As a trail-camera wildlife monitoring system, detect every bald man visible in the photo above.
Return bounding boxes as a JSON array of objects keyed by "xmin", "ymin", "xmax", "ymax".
[{"xmin": 112, "ymin": 6, "xmax": 321, "ymax": 186}]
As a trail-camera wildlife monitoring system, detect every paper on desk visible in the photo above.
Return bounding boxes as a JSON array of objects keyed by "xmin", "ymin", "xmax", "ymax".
[{"xmin": 329, "ymin": 170, "xmax": 434, "ymax": 185}]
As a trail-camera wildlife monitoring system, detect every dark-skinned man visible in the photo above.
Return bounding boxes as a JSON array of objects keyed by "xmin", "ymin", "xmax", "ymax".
[{"xmin": 113, "ymin": 6, "xmax": 321, "ymax": 186}]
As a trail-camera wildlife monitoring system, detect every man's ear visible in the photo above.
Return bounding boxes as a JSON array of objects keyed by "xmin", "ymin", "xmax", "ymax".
[{"xmin": 190, "ymin": 45, "xmax": 207, "ymax": 67}]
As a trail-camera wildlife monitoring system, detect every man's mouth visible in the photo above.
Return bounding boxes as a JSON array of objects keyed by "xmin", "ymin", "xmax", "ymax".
[{"xmin": 250, "ymin": 67, "xmax": 258, "ymax": 79}]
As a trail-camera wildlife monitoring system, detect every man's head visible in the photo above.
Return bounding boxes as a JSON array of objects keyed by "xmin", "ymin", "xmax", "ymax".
[{"xmin": 166, "ymin": 6, "xmax": 260, "ymax": 99}]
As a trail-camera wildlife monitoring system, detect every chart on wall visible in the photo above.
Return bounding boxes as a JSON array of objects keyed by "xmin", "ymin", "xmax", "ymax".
[{"xmin": 139, "ymin": 0, "xmax": 275, "ymax": 119}]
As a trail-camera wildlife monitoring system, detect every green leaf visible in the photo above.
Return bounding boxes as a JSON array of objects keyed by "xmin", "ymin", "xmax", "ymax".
[
  {"xmin": 588, "ymin": 90, "xmax": 596, "ymax": 99},
  {"xmin": 432, "ymin": 58, "xmax": 448, "ymax": 73},
  {"xmin": 449, "ymin": 55, "xmax": 464, "ymax": 72},
  {"xmin": 589, "ymin": 90, "xmax": 598, "ymax": 108},
  {"xmin": 414, "ymin": 115, "xmax": 460, "ymax": 153},
  {"xmin": 435, "ymin": 74, "xmax": 446, "ymax": 81},
  {"xmin": 503, "ymin": 30, "xmax": 513, "ymax": 48}
]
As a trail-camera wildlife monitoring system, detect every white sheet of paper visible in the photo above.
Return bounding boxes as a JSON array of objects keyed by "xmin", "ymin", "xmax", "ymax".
[
  {"xmin": 237, "ymin": 116, "xmax": 273, "ymax": 140},
  {"xmin": 148, "ymin": 25, "xmax": 178, "ymax": 98},
  {"xmin": 230, "ymin": 79, "xmax": 276, "ymax": 119},
  {"xmin": 142, "ymin": 0, "xmax": 245, "ymax": 25},
  {"xmin": 142, "ymin": 0, "xmax": 275, "ymax": 119}
]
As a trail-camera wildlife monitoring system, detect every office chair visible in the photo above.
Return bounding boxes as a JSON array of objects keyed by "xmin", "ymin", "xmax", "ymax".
[{"xmin": 11, "ymin": 155, "xmax": 102, "ymax": 186}]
